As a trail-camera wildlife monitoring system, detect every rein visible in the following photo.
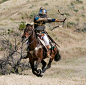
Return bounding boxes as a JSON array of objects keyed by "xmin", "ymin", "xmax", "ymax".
[
  {"xmin": 27, "ymin": 29, "xmax": 37, "ymax": 45},
  {"xmin": 28, "ymin": 37, "xmax": 36, "ymax": 45}
]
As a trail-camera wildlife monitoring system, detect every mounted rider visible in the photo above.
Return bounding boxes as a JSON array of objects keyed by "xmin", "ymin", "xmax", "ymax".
[{"xmin": 34, "ymin": 7, "xmax": 66, "ymax": 58}]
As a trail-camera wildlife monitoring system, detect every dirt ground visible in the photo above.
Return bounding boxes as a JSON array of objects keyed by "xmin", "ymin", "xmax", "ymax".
[{"xmin": 0, "ymin": 56, "xmax": 86, "ymax": 85}]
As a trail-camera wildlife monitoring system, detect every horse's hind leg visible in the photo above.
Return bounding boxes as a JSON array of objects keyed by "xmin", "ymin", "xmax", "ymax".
[
  {"xmin": 41, "ymin": 58, "xmax": 53, "ymax": 73},
  {"xmin": 47, "ymin": 58, "xmax": 53, "ymax": 68},
  {"xmin": 41, "ymin": 59, "xmax": 46, "ymax": 70},
  {"xmin": 41, "ymin": 59, "xmax": 46, "ymax": 73}
]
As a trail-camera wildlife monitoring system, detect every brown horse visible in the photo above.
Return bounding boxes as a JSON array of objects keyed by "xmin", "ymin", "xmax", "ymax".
[{"xmin": 22, "ymin": 24, "xmax": 61, "ymax": 77}]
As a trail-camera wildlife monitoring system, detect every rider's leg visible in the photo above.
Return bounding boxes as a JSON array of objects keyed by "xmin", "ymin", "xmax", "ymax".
[
  {"xmin": 46, "ymin": 45, "xmax": 51, "ymax": 58},
  {"xmin": 43, "ymin": 34, "xmax": 51, "ymax": 58}
]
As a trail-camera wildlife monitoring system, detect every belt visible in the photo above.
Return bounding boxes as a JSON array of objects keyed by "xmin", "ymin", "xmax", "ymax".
[
  {"xmin": 34, "ymin": 23, "xmax": 45, "ymax": 26},
  {"xmin": 36, "ymin": 30, "xmax": 44, "ymax": 33}
]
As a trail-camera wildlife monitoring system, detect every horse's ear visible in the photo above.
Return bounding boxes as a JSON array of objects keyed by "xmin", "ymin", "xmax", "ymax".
[
  {"xmin": 26, "ymin": 24, "xmax": 30, "ymax": 27},
  {"xmin": 26, "ymin": 24, "xmax": 33, "ymax": 27}
]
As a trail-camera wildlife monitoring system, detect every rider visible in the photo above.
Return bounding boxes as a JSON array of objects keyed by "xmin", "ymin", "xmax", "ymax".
[{"xmin": 34, "ymin": 7, "xmax": 65, "ymax": 58}]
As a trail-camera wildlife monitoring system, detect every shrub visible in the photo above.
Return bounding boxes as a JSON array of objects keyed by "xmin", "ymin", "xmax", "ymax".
[
  {"xmin": 67, "ymin": 22, "xmax": 75, "ymax": 28},
  {"xmin": 8, "ymin": 29, "xmax": 10, "ymax": 34},
  {"xmin": 71, "ymin": 2, "xmax": 74, "ymax": 6},
  {"xmin": 0, "ymin": 47, "xmax": 4, "ymax": 51},
  {"xmin": 81, "ymin": 6, "xmax": 84, "ymax": 10},
  {"xmin": 64, "ymin": 13, "xmax": 70, "ymax": 16},
  {"xmin": 74, "ymin": 0, "xmax": 83, "ymax": 4},
  {"xmin": 81, "ymin": 14, "xmax": 85, "ymax": 17},
  {"xmin": 77, "ymin": 0, "xmax": 83, "ymax": 4},
  {"xmin": 0, "ymin": 0, "xmax": 8, "ymax": 4},
  {"xmin": 73, "ymin": 9, "xmax": 79, "ymax": 12},
  {"xmin": 18, "ymin": 22, "xmax": 26, "ymax": 31},
  {"xmin": 82, "ymin": 28, "xmax": 86, "ymax": 32},
  {"xmin": 44, "ymin": 3, "xmax": 48, "ymax": 6}
]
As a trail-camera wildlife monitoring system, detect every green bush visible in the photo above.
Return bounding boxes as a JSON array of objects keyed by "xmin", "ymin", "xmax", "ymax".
[
  {"xmin": 71, "ymin": 2, "xmax": 74, "ymax": 6},
  {"xmin": 44, "ymin": 3, "xmax": 48, "ymax": 6},
  {"xmin": 81, "ymin": 14, "xmax": 85, "ymax": 17},
  {"xmin": 81, "ymin": 6, "xmax": 84, "ymax": 10},
  {"xmin": 0, "ymin": 47, "xmax": 4, "ymax": 51},
  {"xmin": 73, "ymin": 9, "xmax": 79, "ymax": 12},
  {"xmin": 64, "ymin": 13, "xmax": 70, "ymax": 16},
  {"xmin": 74, "ymin": 0, "xmax": 83, "ymax": 4},
  {"xmin": 67, "ymin": 22, "xmax": 75, "ymax": 28},
  {"xmin": 18, "ymin": 22, "xmax": 26, "ymax": 31},
  {"xmin": 8, "ymin": 29, "xmax": 10, "ymax": 32},
  {"xmin": 0, "ymin": 0, "xmax": 8, "ymax": 4},
  {"xmin": 82, "ymin": 28, "xmax": 86, "ymax": 32},
  {"xmin": 77, "ymin": 0, "xmax": 83, "ymax": 4}
]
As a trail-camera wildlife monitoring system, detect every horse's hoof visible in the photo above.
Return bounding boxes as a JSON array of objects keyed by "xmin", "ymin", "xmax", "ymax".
[
  {"xmin": 36, "ymin": 69, "xmax": 43, "ymax": 77},
  {"xmin": 38, "ymin": 73, "xmax": 43, "ymax": 77},
  {"xmin": 37, "ymin": 69, "xmax": 41, "ymax": 74},
  {"xmin": 41, "ymin": 68, "xmax": 46, "ymax": 73},
  {"xmin": 41, "ymin": 73, "xmax": 44, "ymax": 76}
]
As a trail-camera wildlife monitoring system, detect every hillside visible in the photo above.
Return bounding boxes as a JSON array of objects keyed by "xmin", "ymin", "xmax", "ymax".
[
  {"xmin": 0, "ymin": 0, "xmax": 86, "ymax": 85},
  {"xmin": 0, "ymin": 0, "xmax": 86, "ymax": 58}
]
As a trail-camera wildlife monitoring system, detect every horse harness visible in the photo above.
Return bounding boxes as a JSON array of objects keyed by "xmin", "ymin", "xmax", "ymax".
[{"xmin": 27, "ymin": 30, "xmax": 43, "ymax": 57}]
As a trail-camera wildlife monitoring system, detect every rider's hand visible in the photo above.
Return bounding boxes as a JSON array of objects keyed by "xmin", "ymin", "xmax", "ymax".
[
  {"xmin": 44, "ymin": 18, "xmax": 48, "ymax": 21},
  {"xmin": 63, "ymin": 18, "xmax": 66, "ymax": 22}
]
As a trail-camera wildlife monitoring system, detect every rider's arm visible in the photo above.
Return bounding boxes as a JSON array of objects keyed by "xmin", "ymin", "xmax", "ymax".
[
  {"xmin": 34, "ymin": 15, "xmax": 65, "ymax": 22},
  {"xmin": 35, "ymin": 16, "xmax": 48, "ymax": 21},
  {"xmin": 47, "ymin": 18, "xmax": 65, "ymax": 22}
]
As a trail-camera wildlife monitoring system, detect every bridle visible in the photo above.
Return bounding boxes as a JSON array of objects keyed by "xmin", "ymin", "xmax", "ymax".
[
  {"xmin": 28, "ymin": 36, "xmax": 36, "ymax": 45},
  {"xmin": 24, "ymin": 28, "xmax": 36, "ymax": 45}
]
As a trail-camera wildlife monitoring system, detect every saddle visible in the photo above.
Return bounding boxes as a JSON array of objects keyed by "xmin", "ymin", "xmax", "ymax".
[{"xmin": 37, "ymin": 36, "xmax": 55, "ymax": 50}]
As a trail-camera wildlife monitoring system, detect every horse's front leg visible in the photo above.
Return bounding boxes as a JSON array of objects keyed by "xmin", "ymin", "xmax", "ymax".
[
  {"xmin": 47, "ymin": 50, "xmax": 56, "ymax": 69},
  {"xmin": 34, "ymin": 58, "xmax": 41, "ymax": 73},
  {"xmin": 30, "ymin": 60, "xmax": 42, "ymax": 77},
  {"xmin": 29, "ymin": 59, "xmax": 37, "ymax": 76}
]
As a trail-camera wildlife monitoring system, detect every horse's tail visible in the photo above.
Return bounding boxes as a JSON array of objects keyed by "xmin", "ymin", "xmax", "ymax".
[{"xmin": 54, "ymin": 50, "xmax": 61, "ymax": 61}]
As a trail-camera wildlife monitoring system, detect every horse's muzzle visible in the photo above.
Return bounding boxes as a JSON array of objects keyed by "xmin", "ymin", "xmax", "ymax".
[
  {"xmin": 22, "ymin": 36, "xmax": 26, "ymax": 42},
  {"xmin": 22, "ymin": 36, "xmax": 26, "ymax": 39}
]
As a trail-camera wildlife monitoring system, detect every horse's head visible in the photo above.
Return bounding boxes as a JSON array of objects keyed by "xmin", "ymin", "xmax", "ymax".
[{"xmin": 22, "ymin": 24, "xmax": 33, "ymax": 41}]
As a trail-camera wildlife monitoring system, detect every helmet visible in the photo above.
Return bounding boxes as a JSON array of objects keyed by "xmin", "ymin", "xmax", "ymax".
[{"xmin": 39, "ymin": 7, "xmax": 47, "ymax": 14}]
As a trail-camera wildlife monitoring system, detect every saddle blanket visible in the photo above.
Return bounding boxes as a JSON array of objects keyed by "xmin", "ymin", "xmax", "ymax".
[{"xmin": 37, "ymin": 36, "xmax": 55, "ymax": 49}]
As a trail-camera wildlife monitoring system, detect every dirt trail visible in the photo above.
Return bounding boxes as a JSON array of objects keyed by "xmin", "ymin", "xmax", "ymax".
[
  {"xmin": 0, "ymin": 56, "xmax": 86, "ymax": 85},
  {"xmin": 0, "ymin": 74, "xmax": 86, "ymax": 85}
]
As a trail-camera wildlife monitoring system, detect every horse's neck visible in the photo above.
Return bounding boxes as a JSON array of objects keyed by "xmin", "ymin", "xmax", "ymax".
[{"xmin": 29, "ymin": 30, "xmax": 37, "ymax": 50}]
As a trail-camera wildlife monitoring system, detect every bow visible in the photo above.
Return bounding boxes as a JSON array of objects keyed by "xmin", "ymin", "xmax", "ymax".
[{"xmin": 51, "ymin": 10, "xmax": 66, "ymax": 31}]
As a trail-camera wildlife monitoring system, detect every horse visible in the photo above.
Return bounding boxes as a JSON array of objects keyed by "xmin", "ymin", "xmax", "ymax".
[{"xmin": 22, "ymin": 24, "xmax": 61, "ymax": 77}]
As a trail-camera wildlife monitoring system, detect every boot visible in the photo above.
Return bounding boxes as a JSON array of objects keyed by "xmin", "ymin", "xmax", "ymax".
[{"xmin": 46, "ymin": 45, "xmax": 52, "ymax": 58}]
